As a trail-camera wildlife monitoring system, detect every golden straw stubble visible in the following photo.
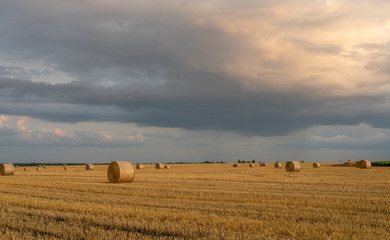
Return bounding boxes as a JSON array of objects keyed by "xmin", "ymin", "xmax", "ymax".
[
  {"xmin": 285, "ymin": 161, "xmax": 301, "ymax": 172},
  {"xmin": 0, "ymin": 163, "xmax": 14, "ymax": 176},
  {"xmin": 107, "ymin": 161, "xmax": 135, "ymax": 183}
]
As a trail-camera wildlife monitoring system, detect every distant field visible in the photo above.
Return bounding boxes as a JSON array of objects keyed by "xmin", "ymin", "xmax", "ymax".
[{"xmin": 0, "ymin": 162, "xmax": 389, "ymax": 239}]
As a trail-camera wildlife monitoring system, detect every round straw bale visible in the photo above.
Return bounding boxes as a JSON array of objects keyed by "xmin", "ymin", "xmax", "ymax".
[
  {"xmin": 24, "ymin": 167, "xmax": 28, "ymax": 171},
  {"xmin": 36, "ymin": 167, "xmax": 40, "ymax": 171},
  {"xmin": 164, "ymin": 165, "xmax": 170, "ymax": 169},
  {"xmin": 358, "ymin": 160, "xmax": 371, "ymax": 169},
  {"xmin": 249, "ymin": 163, "xmax": 254, "ymax": 168},
  {"xmin": 64, "ymin": 166, "xmax": 69, "ymax": 170},
  {"xmin": 355, "ymin": 160, "xmax": 362, "ymax": 168},
  {"xmin": 274, "ymin": 162, "xmax": 282, "ymax": 168},
  {"xmin": 63, "ymin": 164, "xmax": 67, "ymax": 167},
  {"xmin": 260, "ymin": 162, "xmax": 267, "ymax": 167},
  {"xmin": 43, "ymin": 165, "xmax": 47, "ymax": 169},
  {"xmin": 313, "ymin": 162, "xmax": 321, "ymax": 168},
  {"xmin": 15, "ymin": 165, "xmax": 19, "ymax": 168},
  {"xmin": 233, "ymin": 163, "xmax": 240, "ymax": 167},
  {"xmin": 285, "ymin": 161, "xmax": 301, "ymax": 172},
  {"xmin": 136, "ymin": 164, "xmax": 145, "ymax": 169},
  {"xmin": 86, "ymin": 164, "xmax": 94, "ymax": 170},
  {"xmin": 0, "ymin": 163, "xmax": 14, "ymax": 176},
  {"xmin": 107, "ymin": 161, "xmax": 135, "ymax": 183},
  {"xmin": 155, "ymin": 163, "xmax": 164, "ymax": 169}
]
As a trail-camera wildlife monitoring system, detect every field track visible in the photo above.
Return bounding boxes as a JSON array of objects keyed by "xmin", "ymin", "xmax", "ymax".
[{"xmin": 0, "ymin": 162, "xmax": 389, "ymax": 239}]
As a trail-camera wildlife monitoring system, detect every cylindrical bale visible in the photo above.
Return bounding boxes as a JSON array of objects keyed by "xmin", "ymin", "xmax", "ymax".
[
  {"xmin": 0, "ymin": 163, "xmax": 14, "ymax": 176},
  {"xmin": 359, "ymin": 160, "xmax": 372, "ymax": 169},
  {"xmin": 64, "ymin": 166, "xmax": 69, "ymax": 170},
  {"xmin": 86, "ymin": 164, "xmax": 94, "ymax": 170},
  {"xmin": 355, "ymin": 160, "xmax": 362, "ymax": 168},
  {"xmin": 260, "ymin": 162, "xmax": 267, "ymax": 167},
  {"xmin": 274, "ymin": 163, "xmax": 282, "ymax": 168},
  {"xmin": 15, "ymin": 165, "xmax": 19, "ymax": 168},
  {"xmin": 313, "ymin": 162, "xmax": 321, "ymax": 168},
  {"xmin": 136, "ymin": 164, "xmax": 145, "ymax": 169},
  {"xmin": 164, "ymin": 165, "xmax": 170, "ymax": 169},
  {"xmin": 285, "ymin": 161, "xmax": 301, "ymax": 172},
  {"xmin": 107, "ymin": 161, "xmax": 135, "ymax": 183},
  {"xmin": 36, "ymin": 167, "xmax": 40, "ymax": 171},
  {"xmin": 233, "ymin": 163, "xmax": 240, "ymax": 167},
  {"xmin": 43, "ymin": 165, "xmax": 47, "ymax": 169},
  {"xmin": 249, "ymin": 163, "xmax": 254, "ymax": 168},
  {"xmin": 155, "ymin": 163, "xmax": 164, "ymax": 169},
  {"xmin": 63, "ymin": 164, "xmax": 67, "ymax": 167},
  {"xmin": 24, "ymin": 167, "xmax": 28, "ymax": 171}
]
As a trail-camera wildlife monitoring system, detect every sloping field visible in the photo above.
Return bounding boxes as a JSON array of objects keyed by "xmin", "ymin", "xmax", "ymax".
[{"xmin": 0, "ymin": 162, "xmax": 389, "ymax": 239}]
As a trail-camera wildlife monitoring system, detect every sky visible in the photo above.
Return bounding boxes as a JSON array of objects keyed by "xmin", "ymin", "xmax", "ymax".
[{"xmin": 1, "ymin": 0, "xmax": 390, "ymax": 163}]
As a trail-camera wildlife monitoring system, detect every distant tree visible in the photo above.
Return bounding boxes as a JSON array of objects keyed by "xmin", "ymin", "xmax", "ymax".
[
  {"xmin": 300, "ymin": 161, "xmax": 304, "ymax": 163},
  {"xmin": 252, "ymin": 160, "xmax": 256, "ymax": 163},
  {"xmin": 238, "ymin": 160, "xmax": 241, "ymax": 163}
]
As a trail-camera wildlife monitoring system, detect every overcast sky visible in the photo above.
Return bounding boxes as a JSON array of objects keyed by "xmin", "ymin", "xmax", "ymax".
[{"xmin": 1, "ymin": 0, "xmax": 390, "ymax": 163}]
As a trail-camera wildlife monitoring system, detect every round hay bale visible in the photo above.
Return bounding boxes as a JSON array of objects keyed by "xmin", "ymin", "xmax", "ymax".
[
  {"xmin": 136, "ymin": 164, "xmax": 145, "ymax": 169},
  {"xmin": 86, "ymin": 164, "xmax": 94, "ymax": 170},
  {"xmin": 24, "ymin": 167, "xmax": 28, "ymax": 171},
  {"xmin": 285, "ymin": 161, "xmax": 301, "ymax": 172},
  {"xmin": 355, "ymin": 160, "xmax": 362, "ymax": 168},
  {"xmin": 313, "ymin": 162, "xmax": 320, "ymax": 168},
  {"xmin": 233, "ymin": 163, "xmax": 240, "ymax": 167},
  {"xmin": 36, "ymin": 167, "xmax": 40, "ymax": 171},
  {"xmin": 43, "ymin": 165, "xmax": 47, "ymax": 169},
  {"xmin": 260, "ymin": 162, "xmax": 267, "ymax": 167},
  {"xmin": 274, "ymin": 162, "xmax": 282, "ymax": 168},
  {"xmin": 155, "ymin": 163, "xmax": 164, "ymax": 169},
  {"xmin": 64, "ymin": 166, "xmax": 69, "ymax": 170},
  {"xmin": 0, "ymin": 163, "xmax": 14, "ymax": 176},
  {"xmin": 164, "ymin": 165, "xmax": 170, "ymax": 169},
  {"xmin": 249, "ymin": 163, "xmax": 254, "ymax": 168},
  {"xmin": 15, "ymin": 165, "xmax": 19, "ymax": 168},
  {"xmin": 107, "ymin": 161, "xmax": 135, "ymax": 183},
  {"xmin": 63, "ymin": 164, "xmax": 67, "ymax": 167},
  {"xmin": 359, "ymin": 160, "xmax": 371, "ymax": 169}
]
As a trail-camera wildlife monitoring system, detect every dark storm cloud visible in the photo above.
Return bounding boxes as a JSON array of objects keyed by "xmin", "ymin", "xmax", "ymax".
[
  {"xmin": 0, "ymin": 77, "xmax": 389, "ymax": 136},
  {"xmin": 1, "ymin": 0, "xmax": 390, "ymax": 136}
]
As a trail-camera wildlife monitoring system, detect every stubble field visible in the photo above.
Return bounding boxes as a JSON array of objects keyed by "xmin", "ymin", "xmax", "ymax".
[{"xmin": 0, "ymin": 162, "xmax": 389, "ymax": 239}]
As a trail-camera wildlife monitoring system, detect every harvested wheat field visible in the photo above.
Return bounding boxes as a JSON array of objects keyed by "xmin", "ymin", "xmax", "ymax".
[{"xmin": 0, "ymin": 162, "xmax": 389, "ymax": 239}]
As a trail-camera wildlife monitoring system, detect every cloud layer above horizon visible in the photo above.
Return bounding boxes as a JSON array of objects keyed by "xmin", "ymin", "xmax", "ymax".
[{"xmin": 1, "ymin": 0, "xmax": 390, "ymax": 162}]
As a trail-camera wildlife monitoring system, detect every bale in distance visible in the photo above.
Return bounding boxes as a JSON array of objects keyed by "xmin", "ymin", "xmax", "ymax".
[
  {"xmin": 355, "ymin": 160, "xmax": 362, "ymax": 168},
  {"xmin": 43, "ymin": 165, "xmax": 47, "ymax": 169},
  {"xmin": 164, "ymin": 165, "xmax": 170, "ymax": 169},
  {"xmin": 233, "ymin": 163, "xmax": 240, "ymax": 167},
  {"xmin": 107, "ymin": 161, "xmax": 135, "ymax": 183},
  {"xmin": 155, "ymin": 163, "xmax": 164, "ymax": 169},
  {"xmin": 136, "ymin": 164, "xmax": 145, "ymax": 169},
  {"xmin": 274, "ymin": 162, "xmax": 282, "ymax": 169},
  {"xmin": 86, "ymin": 164, "xmax": 94, "ymax": 170},
  {"xmin": 36, "ymin": 167, "xmax": 40, "ymax": 171},
  {"xmin": 64, "ymin": 166, "xmax": 69, "ymax": 171},
  {"xmin": 313, "ymin": 162, "xmax": 321, "ymax": 168},
  {"xmin": 359, "ymin": 160, "xmax": 372, "ymax": 169},
  {"xmin": 249, "ymin": 163, "xmax": 254, "ymax": 168},
  {"xmin": 285, "ymin": 161, "xmax": 301, "ymax": 172},
  {"xmin": 24, "ymin": 167, "xmax": 28, "ymax": 171},
  {"xmin": 260, "ymin": 162, "xmax": 267, "ymax": 167},
  {"xmin": 15, "ymin": 165, "xmax": 19, "ymax": 168},
  {"xmin": 0, "ymin": 163, "xmax": 14, "ymax": 176}
]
